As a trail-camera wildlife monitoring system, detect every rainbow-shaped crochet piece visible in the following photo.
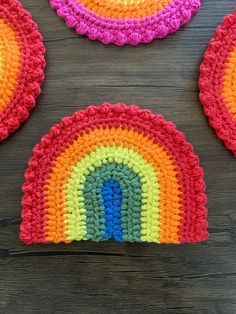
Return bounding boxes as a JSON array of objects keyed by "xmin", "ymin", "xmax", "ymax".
[
  {"xmin": 199, "ymin": 10, "xmax": 236, "ymax": 157},
  {"xmin": 49, "ymin": 0, "xmax": 202, "ymax": 46},
  {"xmin": 20, "ymin": 103, "xmax": 208, "ymax": 245},
  {"xmin": 0, "ymin": 0, "xmax": 45, "ymax": 141}
]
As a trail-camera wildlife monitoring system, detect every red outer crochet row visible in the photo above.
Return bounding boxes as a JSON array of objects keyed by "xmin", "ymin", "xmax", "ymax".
[
  {"xmin": 0, "ymin": 0, "xmax": 46, "ymax": 141},
  {"xmin": 20, "ymin": 103, "xmax": 208, "ymax": 244},
  {"xmin": 199, "ymin": 9, "xmax": 236, "ymax": 157}
]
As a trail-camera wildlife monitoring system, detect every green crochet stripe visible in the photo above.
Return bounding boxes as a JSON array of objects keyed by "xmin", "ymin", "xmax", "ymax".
[
  {"xmin": 83, "ymin": 163, "xmax": 142, "ymax": 242},
  {"xmin": 64, "ymin": 146, "xmax": 160, "ymax": 242}
]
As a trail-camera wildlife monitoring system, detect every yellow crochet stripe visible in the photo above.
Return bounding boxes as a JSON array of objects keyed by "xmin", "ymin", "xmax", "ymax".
[
  {"xmin": 65, "ymin": 145, "xmax": 160, "ymax": 242},
  {"xmin": 45, "ymin": 126, "xmax": 182, "ymax": 243},
  {"xmin": 222, "ymin": 46, "xmax": 236, "ymax": 118},
  {"xmin": 0, "ymin": 19, "xmax": 21, "ymax": 112}
]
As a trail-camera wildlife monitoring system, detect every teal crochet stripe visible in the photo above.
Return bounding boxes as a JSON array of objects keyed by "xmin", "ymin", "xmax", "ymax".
[
  {"xmin": 83, "ymin": 163, "xmax": 142, "ymax": 242},
  {"xmin": 20, "ymin": 103, "xmax": 208, "ymax": 245}
]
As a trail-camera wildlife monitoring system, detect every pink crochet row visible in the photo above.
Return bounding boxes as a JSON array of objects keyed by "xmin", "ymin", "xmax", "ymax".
[{"xmin": 50, "ymin": 0, "xmax": 202, "ymax": 46}]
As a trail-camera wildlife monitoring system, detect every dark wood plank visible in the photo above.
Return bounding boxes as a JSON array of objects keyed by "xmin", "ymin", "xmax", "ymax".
[{"xmin": 0, "ymin": 0, "xmax": 236, "ymax": 313}]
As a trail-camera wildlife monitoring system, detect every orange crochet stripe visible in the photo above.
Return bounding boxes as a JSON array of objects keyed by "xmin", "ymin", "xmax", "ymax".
[
  {"xmin": 45, "ymin": 127, "xmax": 182, "ymax": 243},
  {"xmin": 20, "ymin": 104, "xmax": 208, "ymax": 244},
  {"xmin": 0, "ymin": 19, "xmax": 21, "ymax": 112},
  {"xmin": 76, "ymin": 0, "xmax": 172, "ymax": 19},
  {"xmin": 222, "ymin": 46, "xmax": 236, "ymax": 118},
  {"xmin": 0, "ymin": 0, "xmax": 45, "ymax": 141}
]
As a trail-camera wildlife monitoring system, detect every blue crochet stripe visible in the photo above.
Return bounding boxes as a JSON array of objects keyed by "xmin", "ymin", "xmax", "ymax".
[{"xmin": 101, "ymin": 179, "xmax": 123, "ymax": 242}]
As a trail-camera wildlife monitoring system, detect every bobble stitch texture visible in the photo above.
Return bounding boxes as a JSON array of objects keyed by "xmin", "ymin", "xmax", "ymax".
[
  {"xmin": 49, "ymin": 0, "xmax": 202, "ymax": 46},
  {"xmin": 20, "ymin": 103, "xmax": 208, "ymax": 244},
  {"xmin": 199, "ymin": 9, "xmax": 236, "ymax": 157},
  {"xmin": 0, "ymin": 0, "xmax": 46, "ymax": 141}
]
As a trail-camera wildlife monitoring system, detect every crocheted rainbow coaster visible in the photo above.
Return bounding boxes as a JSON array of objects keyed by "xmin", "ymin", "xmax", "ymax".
[
  {"xmin": 49, "ymin": 0, "xmax": 202, "ymax": 46},
  {"xmin": 199, "ymin": 10, "xmax": 236, "ymax": 157},
  {"xmin": 0, "ymin": 0, "xmax": 46, "ymax": 141},
  {"xmin": 20, "ymin": 103, "xmax": 208, "ymax": 245}
]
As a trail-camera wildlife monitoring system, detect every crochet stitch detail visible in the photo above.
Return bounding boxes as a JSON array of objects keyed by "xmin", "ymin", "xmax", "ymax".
[
  {"xmin": 49, "ymin": 0, "xmax": 202, "ymax": 46},
  {"xmin": 199, "ymin": 9, "xmax": 236, "ymax": 157},
  {"xmin": 0, "ymin": 0, "xmax": 46, "ymax": 141},
  {"xmin": 20, "ymin": 103, "xmax": 208, "ymax": 245}
]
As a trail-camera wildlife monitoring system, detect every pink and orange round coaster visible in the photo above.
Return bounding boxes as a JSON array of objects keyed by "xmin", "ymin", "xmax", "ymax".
[
  {"xmin": 199, "ymin": 9, "xmax": 236, "ymax": 157},
  {"xmin": 0, "ymin": 0, "xmax": 46, "ymax": 141},
  {"xmin": 49, "ymin": 0, "xmax": 202, "ymax": 46}
]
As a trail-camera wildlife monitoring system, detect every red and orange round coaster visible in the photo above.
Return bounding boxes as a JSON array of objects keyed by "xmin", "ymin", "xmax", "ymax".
[
  {"xmin": 199, "ymin": 10, "xmax": 236, "ymax": 157},
  {"xmin": 0, "ymin": 0, "xmax": 46, "ymax": 141}
]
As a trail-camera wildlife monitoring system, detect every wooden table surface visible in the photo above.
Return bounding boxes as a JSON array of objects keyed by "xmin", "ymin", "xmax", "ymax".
[{"xmin": 1, "ymin": 1, "xmax": 236, "ymax": 313}]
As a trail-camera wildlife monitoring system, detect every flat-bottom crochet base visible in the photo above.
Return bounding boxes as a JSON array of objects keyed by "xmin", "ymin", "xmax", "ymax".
[{"xmin": 20, "ymin": 103, "xmax": 208, "ymax": 245}]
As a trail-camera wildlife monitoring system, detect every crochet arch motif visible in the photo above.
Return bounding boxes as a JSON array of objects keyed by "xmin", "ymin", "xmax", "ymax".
[{"xmin": 20, "ymin": 103, "xmax": 208, "ymax": 245}]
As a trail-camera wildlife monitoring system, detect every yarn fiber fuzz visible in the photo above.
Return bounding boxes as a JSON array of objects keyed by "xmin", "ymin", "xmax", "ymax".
[
  {"xmin": 199, "ymin": 9, "xmax": 236, "ymax": 157},
  {"xmin": 20, "ymin": 103, "xmax": 208, "ymax": 245},
  {"xmin": 49, "ymin": 0, "xmax": 202, "ymax": 46},
  {"xmin": 0, "ymin": 0, "xmax": 46, "ymax": 141}
]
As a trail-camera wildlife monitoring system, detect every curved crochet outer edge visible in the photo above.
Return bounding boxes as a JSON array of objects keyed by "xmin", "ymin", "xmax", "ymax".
[
  {"xmin": 20, "ymin": 103, "xmax": 208, "ymax": 245},
  {"xmin": 0, "ymin": 0, "xmax": 46, "ymax": 141},
  {"xmin": 199, "ymin": 9, "xmax": 236, "ymax": 157},
  {"xmin": 49, "ymin": 0, "xmax": 202, "ymax": 46}
]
